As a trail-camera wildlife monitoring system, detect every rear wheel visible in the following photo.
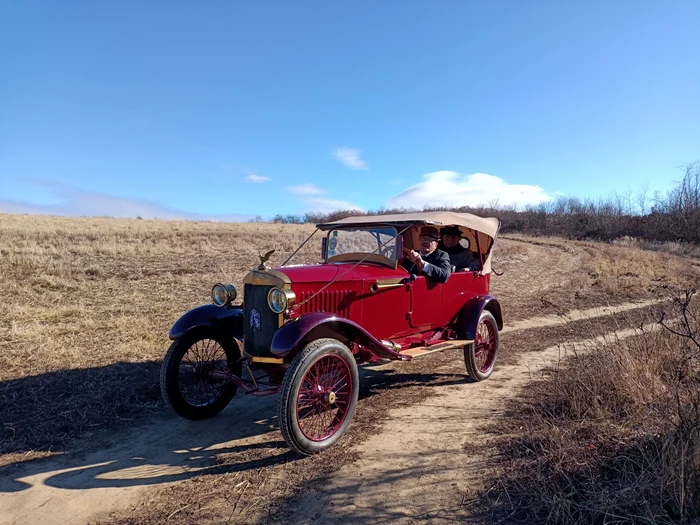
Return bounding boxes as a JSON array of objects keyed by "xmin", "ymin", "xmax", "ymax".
[
  {"xmin": 278, "ymin": 338, "xmax": 359, "ymax": 456},
  {"xmin": 464, "ymin": 311, "xmax": 499, "ymax": 381},
  {"xmin": 161, "ymin": 329, "xmax": 242, "ymax": 420}
]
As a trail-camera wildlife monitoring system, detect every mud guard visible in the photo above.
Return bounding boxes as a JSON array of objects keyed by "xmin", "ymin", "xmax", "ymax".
[
  {"xmin": 169, "ymin": 304, "xmax": 244, "ymax": 340},
  {"xmin": 270, "ymin": 312, "xmax": 411, "ymax": 362},
  {"xmin": 461, "ymin": 296, "xmax": 503, "ymax": 339}
]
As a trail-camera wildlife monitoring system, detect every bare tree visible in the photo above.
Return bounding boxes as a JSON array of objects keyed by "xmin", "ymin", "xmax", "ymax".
[{"xmin": 636, "ymin": 181, "xmax": 650, "ymax": 215}]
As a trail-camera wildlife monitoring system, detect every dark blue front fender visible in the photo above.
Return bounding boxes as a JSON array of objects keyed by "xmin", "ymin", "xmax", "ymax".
[{"xmin": 169, "ymin": 304, "xmax": 244, "ymax": 340}]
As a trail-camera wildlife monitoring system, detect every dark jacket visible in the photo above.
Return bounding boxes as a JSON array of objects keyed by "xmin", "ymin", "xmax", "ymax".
[
  {"xmin": 402, "ymin": 248, "xmax": 451, "ymax": 283},
  {"xmin": 438, "ymin": 243, "xmax": 481, "ymax": 271}
]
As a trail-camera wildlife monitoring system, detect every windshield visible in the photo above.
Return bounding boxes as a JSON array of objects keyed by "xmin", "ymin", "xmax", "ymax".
[{"xmin": 326, "ymin": 226, "xmax": 398, "ymax": 263}]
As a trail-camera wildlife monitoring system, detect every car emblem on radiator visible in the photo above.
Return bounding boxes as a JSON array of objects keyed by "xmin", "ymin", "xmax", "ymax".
[{"xmin": 249, "ymin": 308, "xmax": 261, "ymax": 331}]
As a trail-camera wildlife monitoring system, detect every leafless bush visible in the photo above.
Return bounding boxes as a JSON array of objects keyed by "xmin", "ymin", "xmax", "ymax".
[
  {"xmin": 482, "ymin": 292, "xmax": 700, "ymax": 524},
  {"xmin": 655, "ymin": 162, "xmax": 700, "ymax": 244}
]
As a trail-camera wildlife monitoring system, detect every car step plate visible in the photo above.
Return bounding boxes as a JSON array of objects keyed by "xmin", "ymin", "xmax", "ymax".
[{"xmin": 400, "ymin": 339, "xmax": 473, "ymax": 358}]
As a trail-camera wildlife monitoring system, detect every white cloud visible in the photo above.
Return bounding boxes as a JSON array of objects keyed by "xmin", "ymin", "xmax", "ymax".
[
  {"xmin": 386, "ymin": 171, "xmax": 554, "ymax": 209},
  {"xmin": 286, "ymin": 183, "xmax": 326, "ymax": 197},
  {"xmin": 285, "ymin": 184, "xmax": 364, "ymax": 213},
  {"xmin": 0, "ymin": 180, "xmax": 252, "ymax": 221},
  {"xmin": 332, "ymin": 147, "xmax": 368, "ymax": 170},
  {"xmin": 306, "ymin": 197, "xmax": 366, "ymax": 214},
  {"xmin": 245, "ymin": 174, "xmax": 270, "ymax": 183}
]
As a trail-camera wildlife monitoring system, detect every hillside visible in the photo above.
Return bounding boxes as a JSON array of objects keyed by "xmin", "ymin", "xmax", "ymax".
[{"xmin": 0, "ymin": 214, "xmax": 698, "ymax": 524}]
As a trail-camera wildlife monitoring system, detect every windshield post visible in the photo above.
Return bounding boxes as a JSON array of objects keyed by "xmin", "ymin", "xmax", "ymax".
[{"xmin": 281, "ymin": 228, "xmax": 319, "ymax": 267}]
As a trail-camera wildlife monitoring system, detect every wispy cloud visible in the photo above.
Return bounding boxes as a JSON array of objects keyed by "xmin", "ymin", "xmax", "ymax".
[
  {"xmin": 0, "ymin": 180, "xmax": 252, "ymax": 221},
  {"xmin": 286, "ymin": 183, "xmax": 364, "ymax": 213},
  {"xmin": 286, "ymin": 183, "xmax": 326, "ymax": 197},
  {"xmin": 245, "ymin": 174, "xmax": 271, "ymax": 183},
  {"xmin": 386, "ymin": 171, "xmax": 554, "ymax": 209},
  {"xmin": 331, "ymin": 147, "xmax": 368, "ymax": 170}
]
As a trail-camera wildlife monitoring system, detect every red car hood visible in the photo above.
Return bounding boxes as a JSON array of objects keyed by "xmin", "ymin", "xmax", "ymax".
[{"xmin": 275, "ymin": 263, "xmax": 405, "ymax": 284}]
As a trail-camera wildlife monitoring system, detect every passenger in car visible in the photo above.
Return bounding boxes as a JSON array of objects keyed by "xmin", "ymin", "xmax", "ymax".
[
  {"xmin": 401, "ymin": 226, "xmax": 451, "ymax": 283},
  {"xmin": 439, "ymin": 225, "xmax": 481, "ymax": 271}
]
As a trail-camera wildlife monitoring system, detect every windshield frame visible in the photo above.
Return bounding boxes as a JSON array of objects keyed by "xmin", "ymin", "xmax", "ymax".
[{"xmin": 323, "ymin": 225, "xmax": 401, "ymax": 269}]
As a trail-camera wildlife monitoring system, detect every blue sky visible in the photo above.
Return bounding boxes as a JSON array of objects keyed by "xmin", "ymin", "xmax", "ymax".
[{"xmin": 1, "ymin": 1, "xmax": 699, "ymax": 220}]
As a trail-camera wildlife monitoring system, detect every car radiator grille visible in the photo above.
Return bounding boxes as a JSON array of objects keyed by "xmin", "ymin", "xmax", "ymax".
[
  {"xmin": 297, "ymin": 290, "xmax": 354, "ymax": 317},
  {"xmin": 243, "ymin": 284, "xmax": 277, "ymax": 357}
]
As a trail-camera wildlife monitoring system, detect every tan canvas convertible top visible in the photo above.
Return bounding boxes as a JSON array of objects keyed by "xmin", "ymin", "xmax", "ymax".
[{"xmin": 317, "ymin": 211, "xmax": 501, "ymax": 273}]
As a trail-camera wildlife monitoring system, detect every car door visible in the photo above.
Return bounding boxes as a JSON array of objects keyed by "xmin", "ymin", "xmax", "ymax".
[
  {"xmin": 408, "ymin": 276, "xmax": 443, "ymax": 329},
  {"xmin": 441, "ymin": 270, "xmax": 485, "ymax": 325}
]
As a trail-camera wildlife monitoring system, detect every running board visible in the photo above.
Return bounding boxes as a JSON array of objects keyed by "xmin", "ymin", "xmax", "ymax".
[{"xmin": 400, "ymin": 340, "xmax": 473, "ymax": 358}]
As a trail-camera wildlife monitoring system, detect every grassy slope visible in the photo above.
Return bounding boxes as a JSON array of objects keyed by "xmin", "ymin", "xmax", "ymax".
[{"xmin": 1, "ymin": 213, "xmax": 698, "ymax": 523}]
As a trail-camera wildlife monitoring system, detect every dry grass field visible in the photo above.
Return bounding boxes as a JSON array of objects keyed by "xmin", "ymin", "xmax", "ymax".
[
  {"xmin": 1, "ymin": 213, "xmax": 699, "ymax": 524},
  {"xmin": 0, "ymin": 215, "xmax": 316, "ymax": 463}
]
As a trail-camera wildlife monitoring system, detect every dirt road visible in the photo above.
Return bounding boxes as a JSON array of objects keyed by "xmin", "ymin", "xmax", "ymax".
[
  {"xmin": 281, "ymin": 324, "xmax": 658, "ymax": 524},
  {"xmin": 0, "ymin": 300, "xmax": 663, "ymax": 525}
]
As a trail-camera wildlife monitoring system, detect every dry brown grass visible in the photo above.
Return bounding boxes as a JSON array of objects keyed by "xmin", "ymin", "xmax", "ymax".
[
  {"xmin": 481, "ymin": 293, "xmax": 700, "ymax": 524},
  {"xmin": 1, "ymin": 215, "xmax": 697, "ymax": 464},
  {"xmin": 2, "ymin": 213, "xmax": 700, "ymax": 524},
  {"xmin": 0, "ymin": 214, "xmax": 317, "ymax": 460},
  {"xmin": 493, "ymin": 235, "xmax": 697, "ymax": 321}
]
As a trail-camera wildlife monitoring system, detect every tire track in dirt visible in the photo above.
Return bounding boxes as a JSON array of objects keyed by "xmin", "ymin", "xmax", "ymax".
[
  {"xmin": 501, "ymin": 298, "xmax": 662, "ymax": 333},
  {"xmin": 0, "ymin": 300, "xmax": 665, "ymax": 525},
  {"xmin": 273, "ymin": 321, "xmax": 664, "ymax": 524}
]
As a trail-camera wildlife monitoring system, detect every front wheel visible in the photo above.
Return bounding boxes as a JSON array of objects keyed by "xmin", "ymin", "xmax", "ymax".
[
  {"xmin": 464, "ymin": 311, "xmax": 500, "ymax": 381},
  {"xmin": 161, "ymin": 328, "xmax": 242, "ymax": 420},
  {"xmin": 278, "ymin": 338, "xmax": 359, "ymax": 456}
]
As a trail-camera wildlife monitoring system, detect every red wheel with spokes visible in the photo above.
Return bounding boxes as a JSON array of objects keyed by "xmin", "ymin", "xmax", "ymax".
[
  {"xmin": 464, "ymin": 311, "xmax": 500, "ymax": 381},
  {"xmin": 279, "ymin": 338, "xmax": 359, "ymax": 456}
]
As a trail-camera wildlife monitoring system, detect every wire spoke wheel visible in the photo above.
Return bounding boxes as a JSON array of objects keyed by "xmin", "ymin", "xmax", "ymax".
[
  {"xmin": 474, "ymin": 318, "xmax": 497, "ymax": 373},
  {"xmin": 296, "ymin": 355, "xmax": 353, "ymax": 441},
  {"xmin": 464, "ymin": 311, "xmax": 500, "ymax": 381},
  {"xmin": 178, "ymin": 338, "xmax": 231, "ymax": 407},
  {"xmin": 279, "ymin": 338, "xmax": 359, "ymax": 456},
  {"xmin": 161, "ymin": 329, "xmax": 241, "ymax": 420}
]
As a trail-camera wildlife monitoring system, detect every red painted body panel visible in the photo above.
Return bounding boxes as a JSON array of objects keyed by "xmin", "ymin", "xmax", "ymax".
[
  {"xmin": 276, "ymin": 261, "xmax": 492, "ymax": 343},
  {"xmin": 280, "ymin": 262, "xmax": 413, "ymax": 340},
  {"xmin": 276, "ymin": 264, "xmax": 358, "ymax": 283},
  {"xmin": 441, "ymin": 271, "xmax": 490, "ymax": 324}
]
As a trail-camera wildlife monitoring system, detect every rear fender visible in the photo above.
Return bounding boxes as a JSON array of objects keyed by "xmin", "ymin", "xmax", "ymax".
[
  {"xmin": 460, "ymin": 296, "xmax": 503, "ymax": 339},
  {"xmin": 169, "ymin": 304, "xmax": 244, "ymax": 340},
  {"xmin": 270, "ymin": 312, "xmax": 410, "ymax": 362}
]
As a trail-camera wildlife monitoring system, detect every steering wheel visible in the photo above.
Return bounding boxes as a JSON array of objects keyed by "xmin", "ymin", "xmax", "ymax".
[{"xmin": 379, "ymin": 245, "xmax": 395, "ymax": 259}]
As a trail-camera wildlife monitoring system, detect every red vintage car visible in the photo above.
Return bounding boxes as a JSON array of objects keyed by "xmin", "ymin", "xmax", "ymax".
[{"xmin": 161, "ymin": 211, "xmax": 503, "ymax": 455}]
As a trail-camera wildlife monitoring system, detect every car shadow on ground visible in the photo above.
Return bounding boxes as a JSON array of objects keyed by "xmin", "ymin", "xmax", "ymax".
[
  {"xmin": 274, "ymin": 452, "xmax": 482, "ymax": 524},
  {"xmin": 0, "ymin": 360, "xmax": 469, "ymax": 494}
]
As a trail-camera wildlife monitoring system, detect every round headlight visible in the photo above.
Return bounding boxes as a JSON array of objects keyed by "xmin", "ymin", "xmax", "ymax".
[
  {"xmin": 212, "ymin": 283, "xmax": 237, "ymax": 307},
  {"xmin": 268, "ymin": 287, "xmax": 288, "ymax": 313}
]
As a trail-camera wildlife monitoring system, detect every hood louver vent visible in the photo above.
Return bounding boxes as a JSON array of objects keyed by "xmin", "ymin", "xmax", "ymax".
[{"xmin": 298, "ymin": 290, "xmax": 354, "ymax": 317}]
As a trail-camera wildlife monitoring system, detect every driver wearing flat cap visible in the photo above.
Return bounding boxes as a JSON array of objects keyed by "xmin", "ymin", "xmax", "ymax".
[{"xmin": 402, "ymin": 226, "xmax": 451, "ymax": 283}]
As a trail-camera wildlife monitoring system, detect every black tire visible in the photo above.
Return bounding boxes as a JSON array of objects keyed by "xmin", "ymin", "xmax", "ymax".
[
  {"xmin": 464, "ymin": 311, "xmax": 500, "ymax": 381},
  {"xmin": 278, "ymin": 338, "xmax": 359, "ymax": 456},
  {"xmin": 160, "ymin": 328, "xmax": 242, "ymax": 420}
]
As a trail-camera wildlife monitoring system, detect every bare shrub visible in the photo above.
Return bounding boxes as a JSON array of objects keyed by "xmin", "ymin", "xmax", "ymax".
[
  {"xmin": 656, "ymin": 162, "xmax": 700, "ymax": 244},
  {"xmin": 483, "ymin": 292, "xmax": 700, "ymax": 524}
]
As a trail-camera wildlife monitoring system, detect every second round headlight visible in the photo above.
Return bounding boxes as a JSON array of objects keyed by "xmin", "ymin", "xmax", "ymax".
[
  {"xmin": 268, "ymin": 287, "xmax": 295, "ymax": 313},
  {"xmin": 212, "ymin": 283, "xmax": 237, "ymax": 307}
]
